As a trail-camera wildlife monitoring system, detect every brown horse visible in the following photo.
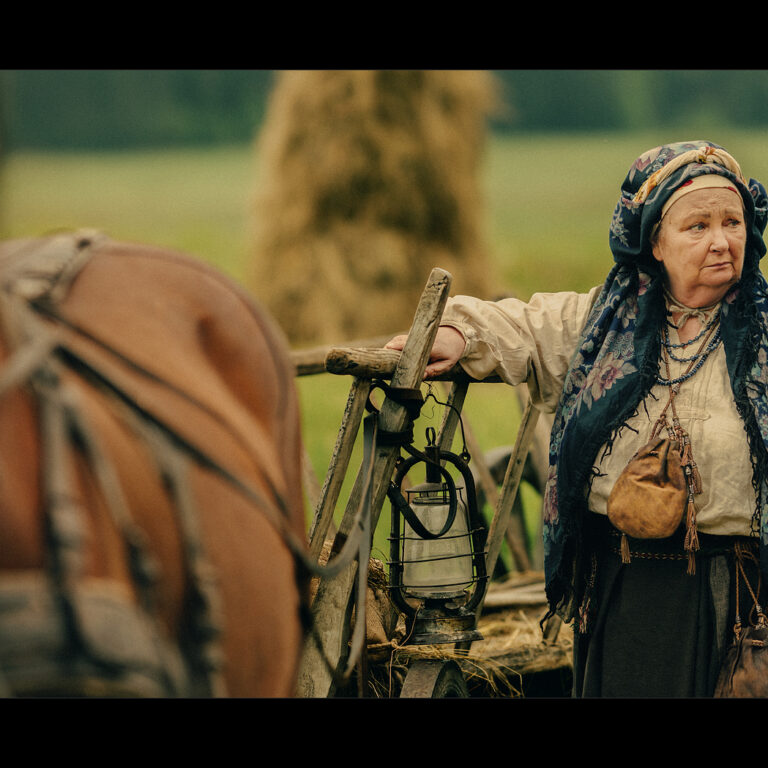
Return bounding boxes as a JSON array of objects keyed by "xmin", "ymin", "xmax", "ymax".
[{"xmin": 0, "ymin": 231, "xmax": 309, "ymax": 697}]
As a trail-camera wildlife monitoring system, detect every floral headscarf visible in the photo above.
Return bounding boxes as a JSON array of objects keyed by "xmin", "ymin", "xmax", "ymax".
[
  {"xmin": 609, "ymin": 140, "xmax": 767, "ymax": 273},
  {"xmin": 542, "ymin": 140, "xmax": 768, "ymax": 624}
]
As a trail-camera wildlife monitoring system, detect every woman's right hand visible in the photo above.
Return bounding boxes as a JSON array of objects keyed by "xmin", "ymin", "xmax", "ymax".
[{"xmin": 385, "ymin": 325, "xmax": 466, "ymax": 379}]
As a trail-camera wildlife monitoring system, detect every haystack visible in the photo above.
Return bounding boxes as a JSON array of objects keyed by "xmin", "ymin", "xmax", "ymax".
[{"xmin": 249, "ymin": 70, "xmax": 501, "ymax": 346}]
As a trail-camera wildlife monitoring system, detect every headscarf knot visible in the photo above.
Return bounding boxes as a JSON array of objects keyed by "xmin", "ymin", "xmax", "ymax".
[{"xmin": 633, "ymin": 146, "xmax": 747, "ymax": 206}]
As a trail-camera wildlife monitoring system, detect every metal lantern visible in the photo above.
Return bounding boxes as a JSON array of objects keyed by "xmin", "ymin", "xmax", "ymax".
[{"xmin": 387, "ymin": 427, "xmax": 488, "ymax": 645}]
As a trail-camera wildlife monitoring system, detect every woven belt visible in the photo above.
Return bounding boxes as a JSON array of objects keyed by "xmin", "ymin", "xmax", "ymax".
[{"xmin": 605, "ymin": 527, "xmax": 756, "ymax": 561}]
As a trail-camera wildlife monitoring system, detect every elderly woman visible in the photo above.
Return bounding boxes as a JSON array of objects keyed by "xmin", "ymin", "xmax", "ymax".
[{"xmin": 387, "ymin": 140, "xmax": 768, "ymax": 697}]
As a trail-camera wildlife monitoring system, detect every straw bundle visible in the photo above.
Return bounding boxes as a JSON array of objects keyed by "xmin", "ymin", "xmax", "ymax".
[
  {"xmin": 310, "ymin": 542, "xmax": 571, "ymax": 697},
  {"xmin": 249, "ymin": 70, "xmax": 500, "ymax": 345},
  {"xmin": 365, "ymin": 608, "xmax": 573, "ymax": 698},
  {"xmin": 359, "ymin": 564, "xmax": 573, "ymax": 697}
]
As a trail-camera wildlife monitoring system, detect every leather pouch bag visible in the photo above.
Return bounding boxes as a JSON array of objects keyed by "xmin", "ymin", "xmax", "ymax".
[
  {"xmin": 607, "ymin": 436, "xmax": 687, "ymax": 539},
  {"xmin": 715, "ymin": 622, "xmax": 768, "ymax": 697},
  {"xmin": 715, "ymin": 548, "xmax": 768, "ymax": 698}
]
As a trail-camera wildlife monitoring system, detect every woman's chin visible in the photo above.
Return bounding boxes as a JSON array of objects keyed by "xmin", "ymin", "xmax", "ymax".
[
  {"xmin": 708, "ymin": 268, "xmax": 742, "ymax": 296},
  {"xmin": 669, "ymin": 275, "xmax": 740, "ymax": 306}
]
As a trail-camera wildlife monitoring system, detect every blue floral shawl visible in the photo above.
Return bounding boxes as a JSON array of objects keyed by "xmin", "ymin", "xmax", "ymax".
[{"xmin": 542, "ymin": 141, "xmax": 768, "ymax": 622}]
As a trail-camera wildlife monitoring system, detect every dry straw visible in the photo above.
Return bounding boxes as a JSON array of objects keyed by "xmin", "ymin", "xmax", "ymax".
[
  {"xmin": 367, "ymin": 608, "xmax": 571, "ymax": 698},
  {"xmin": 250, "ymin": 70, "xmax": 501, "ymax": 346},
  {"xmin": 312, "ymin": 544, "xmax": 570, "ymax": 697}
]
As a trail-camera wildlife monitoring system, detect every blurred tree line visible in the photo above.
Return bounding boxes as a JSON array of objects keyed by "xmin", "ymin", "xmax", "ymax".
[{"xmin": 3, "ymin": 69, "xmax": 768, "ymax": 151}]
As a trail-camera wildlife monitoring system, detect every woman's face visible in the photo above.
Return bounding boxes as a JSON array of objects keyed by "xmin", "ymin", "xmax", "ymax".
[{"xmin": 652, "ymin": 187, "xmax": 747, "ymax": 307}]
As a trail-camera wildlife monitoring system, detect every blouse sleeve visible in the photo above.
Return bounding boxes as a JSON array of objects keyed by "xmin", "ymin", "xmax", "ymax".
[{"xmin": 439, "ymin": 286, "xmax": 601, "ymax": 412}]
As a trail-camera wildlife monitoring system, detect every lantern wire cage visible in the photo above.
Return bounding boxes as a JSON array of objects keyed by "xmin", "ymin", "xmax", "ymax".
[{"xmin": 386, "ymin": 401, "xmax": 489, "ymax": 645}]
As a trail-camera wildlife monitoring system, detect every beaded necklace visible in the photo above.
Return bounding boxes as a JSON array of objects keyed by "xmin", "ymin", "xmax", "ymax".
[
  {"xmin": 664, "ymin": 316, "xmax": 718, "ymax": 347},
  {"xmin": 657, "ymin": 298, "xmax": 723, "ymax": 386},
  {"xmin": 659, "ymin": 322, "xmax": 722, "ymax": 381},
  {"xmin": 650, "ymin": 295, "xmax": 723, "ymax": 572}
]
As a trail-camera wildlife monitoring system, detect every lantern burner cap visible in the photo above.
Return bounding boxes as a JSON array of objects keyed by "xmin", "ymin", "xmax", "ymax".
[{"xmin": 407, "ymin": 601, "xmax": 483, "ymax": 646}]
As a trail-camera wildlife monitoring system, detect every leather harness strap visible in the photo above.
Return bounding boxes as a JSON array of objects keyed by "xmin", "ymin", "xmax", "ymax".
[{"xmin": 0, "ymin": 232, "xmax": 221, "ymax": 696}]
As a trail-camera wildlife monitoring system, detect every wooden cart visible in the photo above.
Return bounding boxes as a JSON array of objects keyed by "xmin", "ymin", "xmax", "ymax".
[{"xmin": 292, "ymin": 268, "xmax": 568, "ymax": 698}]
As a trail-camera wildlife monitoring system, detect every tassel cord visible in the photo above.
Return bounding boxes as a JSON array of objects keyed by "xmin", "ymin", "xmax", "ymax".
[
  {"xmin": 734, "ymin": 542, "xmax": 766, "ymax": 631},
  {"xmin": 657, "ymin": 316, "xmax": 721, "ymax": 573}
]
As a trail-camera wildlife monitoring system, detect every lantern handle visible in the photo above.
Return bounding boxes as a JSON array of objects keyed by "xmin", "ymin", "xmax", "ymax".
[
  {"xmin": 423, "ymin": 384, "xmax": 470, "ymax": 462},
  {"xmin": 388, "ymin": 452, "xmax": 459, "ymax": 540}
]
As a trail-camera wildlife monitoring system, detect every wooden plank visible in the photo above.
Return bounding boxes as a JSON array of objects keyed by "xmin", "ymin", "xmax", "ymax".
[
  {"xmin": 307, "ymin": 377, "xmax": 372, "ymax": 558},
  {"xmin": 324, "ymin": 347, "xmax": 402, "ymax": 379},
  {"xmin": 504, "ymin": 516, "xmax": 531, "ymax": 573},
  {"xmin": 291, "ymin": 333, "xmax": 404, "ymax": 376},
  {"xmin": 324, "ymin": 347, "xmax": 503, "ymax": 384},
  {"xmin": 514, "ymin": 382, "xmax": 553, "ymax": 571},
  {"xmin": 296, "ymin": 268, "xmax": 453, "ymax": 698},
  {"xmin": 543, "ymin": 614, "xmax": 563, "ymax": 644},
  {"xmin": 482, "ymin": 398, "xmax": 540, "ymax": 603},
  {"xmin": 301, "ymin": 442, "xmax": 322, "ymax": 519},
  {"xmin": 483, "ymin": 582, "xmax": 546, "ymax": 609},
  {"xmin": 435, "ymin": 378, "xmax": 469, "ymax": 452},
  {"xmin": 456, "ymin": 643, "xmax": 571, "ymax": 680}
]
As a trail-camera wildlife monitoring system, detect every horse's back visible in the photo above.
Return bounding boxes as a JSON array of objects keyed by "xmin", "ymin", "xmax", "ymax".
[{"xmin": 0, "ymin": 233, "xmax": 307, "ymax": 697}]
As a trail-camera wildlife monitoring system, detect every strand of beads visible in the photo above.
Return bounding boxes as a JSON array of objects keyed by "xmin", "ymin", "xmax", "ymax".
[
  {"xmin": 664, "ymin": 306, "xmax": 721, "ymax": 350},
  {"xmin": 657, "ymin": 321, "xmax": 722, "ymax": 387},
  {"xmin": 664, "ymin": 322, "xmax": 721, "ymax": 363}
]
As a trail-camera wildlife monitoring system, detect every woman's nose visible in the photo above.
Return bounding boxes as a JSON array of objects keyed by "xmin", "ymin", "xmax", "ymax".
[{"xmin": 709, "ymin": 224, "xmax": 729, "ymax": 251}]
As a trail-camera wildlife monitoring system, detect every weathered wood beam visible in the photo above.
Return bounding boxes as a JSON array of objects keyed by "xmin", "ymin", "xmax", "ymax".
[
  {"xmin": 291, "ymin": 334, "xmax": 402, "ymax": 376},
  {"xmin": 307, "ymin": 377, "xmax": 372, "ymax": 559},
  {"xmin": 481, "ymin": 399, "xmax": 540, "ymax": 603},
  {"xmin": 323, "ymin": 346, "xmax": 503, "ymax": 384}
]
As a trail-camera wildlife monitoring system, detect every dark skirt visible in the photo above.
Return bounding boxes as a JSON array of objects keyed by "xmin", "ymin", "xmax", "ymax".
[{"xmin": 572, "ymin": 514, "xmax": 763, "ymax": 698}]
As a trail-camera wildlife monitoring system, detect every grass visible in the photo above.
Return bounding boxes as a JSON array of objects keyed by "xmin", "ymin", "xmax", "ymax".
[
  {"xmin": 5, "ymin": 127, "xmax": 768, "ymax": 561},
  {"xmin": 0, "ymin": 146, "xmax": 261, "ymax": 281}
]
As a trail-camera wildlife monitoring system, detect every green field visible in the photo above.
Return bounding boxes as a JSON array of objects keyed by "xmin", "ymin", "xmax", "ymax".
[{"xmin": 4, "ymin": 128, "xmax": 767, "ymax": 562}]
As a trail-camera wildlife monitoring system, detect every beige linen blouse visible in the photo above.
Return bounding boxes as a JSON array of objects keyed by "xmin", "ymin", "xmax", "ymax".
[{"xmin": 440, "ymin": 290, "xmax": 756, "ymax": 537}]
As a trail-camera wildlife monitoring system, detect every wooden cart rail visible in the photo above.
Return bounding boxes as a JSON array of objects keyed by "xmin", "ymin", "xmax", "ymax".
[{"xmin": 292, "ymin": 269, "xmax": 545, "ymax": 698}]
